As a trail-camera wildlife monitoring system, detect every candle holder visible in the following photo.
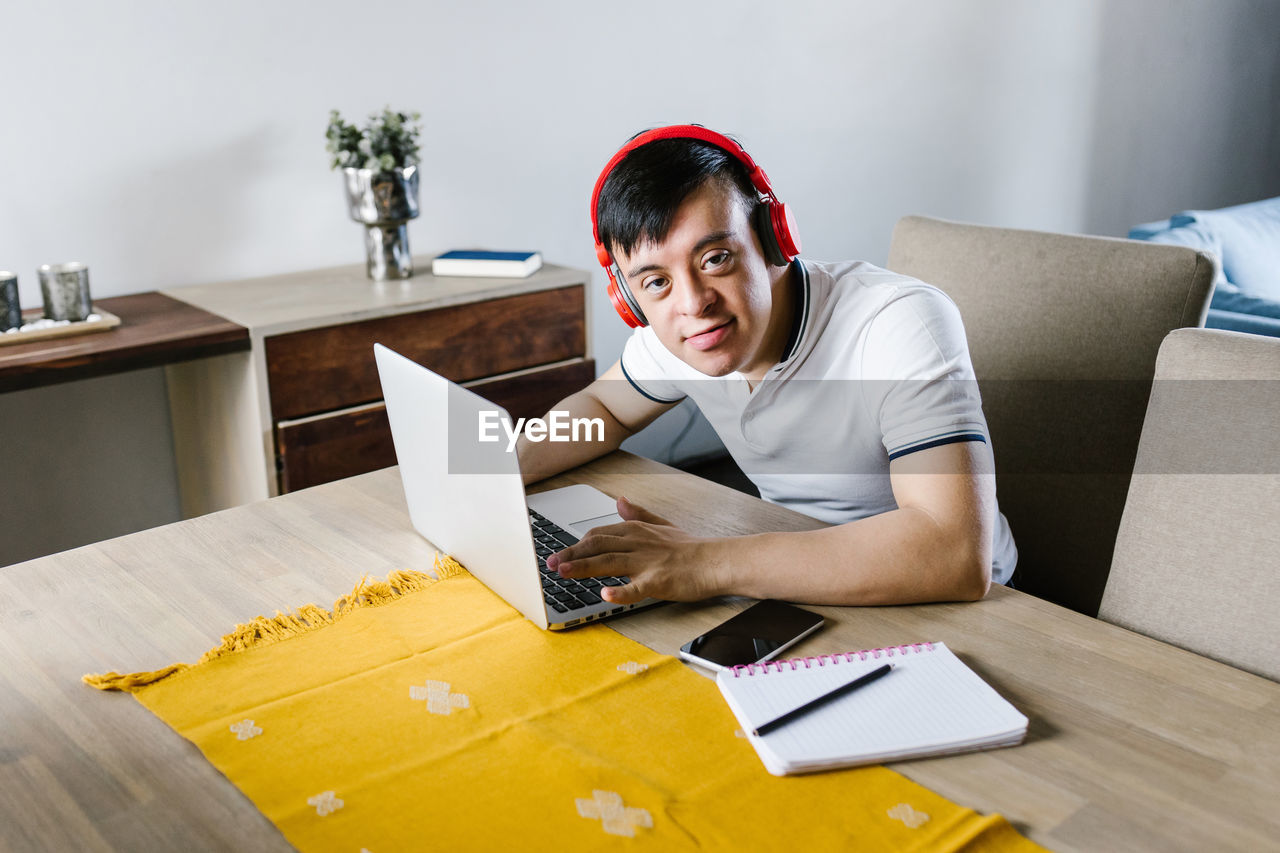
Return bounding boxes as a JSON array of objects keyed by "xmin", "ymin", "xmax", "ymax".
[
  {"xmin": 38, "ymin": 262, "xmax": 93, "ymax": 322},
  {"xmin": 0, "ymin": 272, "xmax": 20, "ymax": 331}
]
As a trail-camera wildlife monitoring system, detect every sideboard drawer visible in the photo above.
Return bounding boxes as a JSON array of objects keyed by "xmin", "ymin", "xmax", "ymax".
[
  {"xmin": 265, "ymin": 285, "xmax": 586, "ymax": 420},
  {"xmin": 276, "ymin": 403, "xmax": 398, "ymax": 493},
  {"xmin": 275, "ymin": 359, "xmax": 596, "ymax": 492}
]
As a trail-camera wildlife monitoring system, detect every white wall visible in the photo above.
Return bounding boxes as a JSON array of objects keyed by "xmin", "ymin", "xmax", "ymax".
[{"xmin": 2, "ymin": 0, "xmax": 1278, "ymax": 565}]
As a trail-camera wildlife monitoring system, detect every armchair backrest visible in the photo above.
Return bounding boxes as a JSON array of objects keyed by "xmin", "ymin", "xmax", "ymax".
[
  {"xmin": 887, "ymin": 215, "xmax": 1215, "ymax": 614},
  {"xmin": 1099, "ymin": 328, "xmax": 1280, "ymax": 680}
]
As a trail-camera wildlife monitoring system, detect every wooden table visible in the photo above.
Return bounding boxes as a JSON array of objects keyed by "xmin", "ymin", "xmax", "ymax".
[
  {"xmin": 0, "ymin": 292, "xmax": 248, "ymax": 393},
  {"xmin": 1, "ymin": 453, "xmax": 1276, "ymax": 852}
]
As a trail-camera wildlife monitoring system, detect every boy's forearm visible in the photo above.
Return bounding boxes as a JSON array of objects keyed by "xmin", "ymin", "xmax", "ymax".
[
  {"xmin": 720, "ymin": 505, "xmax": 991, "ymax": 605},
  {"xmin": 515, "ymin": 388, "xmax": 633, "ymax": 484},
  {"xmin": 556, "ymin": 495, "xmax": 991, "ymax": 606}
]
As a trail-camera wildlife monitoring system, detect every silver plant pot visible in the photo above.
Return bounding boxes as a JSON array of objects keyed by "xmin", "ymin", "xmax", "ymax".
[{"xmin": 342, "ymin": 166, "xmax": 420, "ymax": 280}]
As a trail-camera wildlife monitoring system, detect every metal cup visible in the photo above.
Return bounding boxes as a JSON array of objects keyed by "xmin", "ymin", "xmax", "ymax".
[
  {"xmin": 38, "ymin": 262, "xmax": 93, "ymax": 322},
  {"xmin": 0, "ymin": 272, "xmax": 20, "ymax": 331}
]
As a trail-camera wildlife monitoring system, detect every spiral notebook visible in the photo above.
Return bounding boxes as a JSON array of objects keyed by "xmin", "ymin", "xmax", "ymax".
[{"xmin": 716, "ymin": 642, "xmax": 1027, "ymax": 776}]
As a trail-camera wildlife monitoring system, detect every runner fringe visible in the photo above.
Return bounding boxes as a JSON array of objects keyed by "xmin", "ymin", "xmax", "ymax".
[{"xmin": 83, "ymin": 555, "xmax": 467, "ymax": 693}]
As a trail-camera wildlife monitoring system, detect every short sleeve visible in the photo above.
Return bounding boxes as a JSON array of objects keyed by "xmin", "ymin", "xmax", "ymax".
[
  {"xmin": 859, "ymin": 287, "xmax": 989, "ymax": 459},
  {"xmin": 619, "ymin": 327, "xmax": 688, "ymax": 404}
]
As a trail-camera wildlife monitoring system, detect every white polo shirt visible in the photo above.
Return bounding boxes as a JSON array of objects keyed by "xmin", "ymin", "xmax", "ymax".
[{"xmin": 620, "ymin": 258, "xmax": 1017, "ymax": 584}]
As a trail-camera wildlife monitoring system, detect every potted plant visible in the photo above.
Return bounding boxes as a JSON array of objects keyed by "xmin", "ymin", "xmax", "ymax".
[{"xmin": 326, "ymin": 107, "xmax": 423, "ymax": 280}]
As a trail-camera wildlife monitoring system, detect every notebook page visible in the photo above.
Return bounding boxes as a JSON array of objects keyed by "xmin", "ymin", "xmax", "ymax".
[{"xmin": 717, "ymin": 643, "xmax": 1027, "ymax": 773}]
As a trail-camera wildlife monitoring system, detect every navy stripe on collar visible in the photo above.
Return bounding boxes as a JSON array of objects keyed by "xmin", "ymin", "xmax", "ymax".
[{"xmin": 778, "ymin": 258, "xmax": 810, "ymax": 365}]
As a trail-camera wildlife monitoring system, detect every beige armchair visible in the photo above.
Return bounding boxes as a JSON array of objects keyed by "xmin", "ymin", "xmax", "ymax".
[
  {"xmin": 1099, "ymin": 329, "xmax": 1280, "ymax": 680},
  {"xmin": 887, "ymin": 216, "xmax": 1215, "ymax": 614}
]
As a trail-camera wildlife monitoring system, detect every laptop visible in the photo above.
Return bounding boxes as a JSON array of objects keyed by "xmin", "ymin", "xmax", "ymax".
[{"xmin": 373, "ymin": 343, "xmax": 657, "ymax": 629}]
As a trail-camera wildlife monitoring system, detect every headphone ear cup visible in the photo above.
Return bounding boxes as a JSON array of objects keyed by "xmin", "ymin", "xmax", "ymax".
[
  {"xmin": 752, "ymin": 202, "xmax": 789, "ymax": 267},
  {"xmin": 606, "ymin": 267, "xmax": 647, "ymax": 328},
  {"xmin": 771, "ymin": 201, "xmax": 802, "ymax": 261}
]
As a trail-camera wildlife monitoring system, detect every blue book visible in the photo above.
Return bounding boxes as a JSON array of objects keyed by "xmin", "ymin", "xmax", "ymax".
[{"xmin": 431, "ymin": 250, "xmax": 543, "ymax": 278}]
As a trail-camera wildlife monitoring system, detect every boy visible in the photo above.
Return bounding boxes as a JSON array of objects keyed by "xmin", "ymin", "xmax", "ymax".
[{"xmin": 518, "ymin": 125, "xmax": 1015, "ymax": 607}]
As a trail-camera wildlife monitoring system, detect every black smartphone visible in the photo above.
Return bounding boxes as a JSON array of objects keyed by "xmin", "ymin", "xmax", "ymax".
[{"xmin": 678, "ymin": 600, "xmax": 824, "ymax": 672}]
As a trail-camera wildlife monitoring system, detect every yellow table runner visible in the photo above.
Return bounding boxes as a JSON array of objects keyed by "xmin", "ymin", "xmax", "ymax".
[{"xmin": 87, "ymin": 558, "xmax": 1045, "ymax": 852}]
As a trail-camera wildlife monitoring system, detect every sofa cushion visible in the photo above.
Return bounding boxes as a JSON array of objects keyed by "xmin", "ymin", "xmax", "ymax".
[
  {"xmin": 1169, "ymin": 197, "xmax": 1280, "ymax": 301},
  {"xmin": 1136, "ymin": 221, "xmax": 1229, "ymax": 290}
]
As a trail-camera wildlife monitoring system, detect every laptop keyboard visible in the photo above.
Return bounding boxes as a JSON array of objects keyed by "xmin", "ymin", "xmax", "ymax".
[{"xmin": 529, "ymin": 509, "xmax": 628, "ymax": 614}]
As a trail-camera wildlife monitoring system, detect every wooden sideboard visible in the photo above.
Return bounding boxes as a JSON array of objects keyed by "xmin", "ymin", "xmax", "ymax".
[{"xmin": 162, "ymin": 258, "xmax": 595, "ymax": 517}]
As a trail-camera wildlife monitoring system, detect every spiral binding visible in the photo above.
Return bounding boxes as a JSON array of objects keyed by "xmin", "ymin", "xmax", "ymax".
[{"xmin": 729, "ymin": 642, "xmax": 935, "ymax": 677}]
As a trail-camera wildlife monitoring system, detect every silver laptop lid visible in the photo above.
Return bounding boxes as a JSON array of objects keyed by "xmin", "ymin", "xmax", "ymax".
[{"xmin": 373, "ymin": 343, "xmax": 550, "ymax": 629}]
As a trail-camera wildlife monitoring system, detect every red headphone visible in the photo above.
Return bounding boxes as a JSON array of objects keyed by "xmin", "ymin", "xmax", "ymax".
[{"xmin": 589, "ymin": 125, "xmax": 802, "ymax": 328}]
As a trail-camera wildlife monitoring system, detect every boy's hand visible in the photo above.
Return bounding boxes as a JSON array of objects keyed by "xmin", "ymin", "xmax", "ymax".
[{"xmin": 546, "ymin": 497, "xmax": 728, "ymax": 603}]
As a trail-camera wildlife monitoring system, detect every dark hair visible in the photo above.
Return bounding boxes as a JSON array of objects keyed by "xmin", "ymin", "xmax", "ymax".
[{"xmin": 596, "ymin": 135, "xmax": 759, "ymax": 259}]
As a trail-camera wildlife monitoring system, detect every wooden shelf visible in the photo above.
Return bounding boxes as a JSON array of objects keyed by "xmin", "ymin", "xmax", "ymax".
[{"xmin": 0, "ymin": 291, "xmax": 249, "ymax": 393}]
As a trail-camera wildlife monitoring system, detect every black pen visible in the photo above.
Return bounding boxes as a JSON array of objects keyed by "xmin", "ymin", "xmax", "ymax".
[{"xmin": 752, "ymin": 663, "xmax": 894, "ymax": 737}]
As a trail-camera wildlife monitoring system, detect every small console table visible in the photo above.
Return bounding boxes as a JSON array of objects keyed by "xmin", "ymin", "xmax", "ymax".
[
  {"xmin": 0, "ymin": 292, "xmax": 248, "ymax": 394},
  {"xmin": 162, "ymin": 257, "xmax": 595, "ymax": 518}
]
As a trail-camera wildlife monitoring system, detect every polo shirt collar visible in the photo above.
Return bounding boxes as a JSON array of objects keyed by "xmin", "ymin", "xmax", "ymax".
[{"xmin": 776, "ymin": 258, "xmax": 811, "ymax": 367}]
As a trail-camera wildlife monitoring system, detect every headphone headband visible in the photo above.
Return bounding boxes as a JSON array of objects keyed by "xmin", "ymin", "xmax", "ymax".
[{"xmin": 589, "ymin": 124, "xmax": 780, "ymax": 255}]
